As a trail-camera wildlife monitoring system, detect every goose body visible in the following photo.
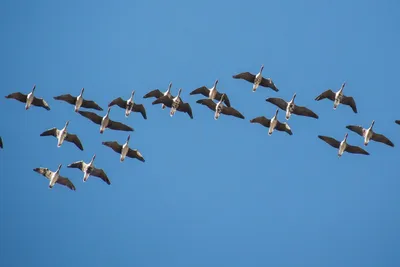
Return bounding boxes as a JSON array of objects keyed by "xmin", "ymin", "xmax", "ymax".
[
  {"xmin": 190, "ymin": 80, "xmax": 231, "ymax": 107},
  {"xmin": 54, "ymin": 88, "xmax": 103, "ymax": 112},
  {"xmin": 5, "ymin": 85, "xmax": 50, "ymax": 110},
  {"xmin": 33, "ymin": 164, "xmax": 76, "ymax": 190},
  {"xmin": 346, "ymin": 120, "xmax": 394, "ymax": 147},
  {"xmin": 40, "ymin": 121, "xmax": 84, "ymax": 150},
  {"xmin": 143, "ymin": 82, "xmax": 173, "ymax": 109},
  {"xmin": 108, "ymin": 91, "xmax": 147, "ymax": 119},
  {"xmin": 315, "ymin": 82, "xmax": 357, "ymax": 113},
  {"xmin": 232, "ymin": 65, "xmax": 279, "ymax": 92},
  {"xmin": 67, "ymin": 155, "xmax": 111, "ymax": 185},
  {"xmin": 196, "ymin": 94, "xmax": 245, "ymax": 120},
  {"xmin": 250, "ymin": 109, "xmax": 292, "ymax": 135},
  {"xmin": 102, "ymin": 135, "xmax": 145, "ymax": 162},
  {"xmin": 396, "ymin": 120, "xmax": 400, "ymax": 125},
  {"xmin": 318, "ymin": 133, "xmax": 369, "ymax": 157},
  {"xmin": 266, "ymin": 93, "xmax": 319, "ymax": 120},
  {"xmin": 79, "ymin": 107, "xmax": 134, "ymax": 133},
  {"xmin": 152, "ymin": 88, "xmax": 193, "ymax": 119}
]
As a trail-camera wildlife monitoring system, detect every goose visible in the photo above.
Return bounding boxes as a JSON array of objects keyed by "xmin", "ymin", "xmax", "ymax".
[
  {"xmin": 346, "ymin": 120, "xmax": 394, "ymax": 147},
  {"xmin": 33, "ymin": 164, "xmax": 76, "ymax": 190},
  {"xmin": 190, "ymin": 80, "xmax": 231, "ymax": 107},
  {"xmin": 315, "ymin": 82, "xmax": 357, "ymax": 113},
  {"xmin": 318, "ymin": 133, "xmax": 369, "ymax": 157},
  {"xmin": 0, "ymin": 137, "xmax": 3, "ymax": 149},
  {"xmin": 232, "ymin": 65, "xmax": 279, "ymax": 92},
  {"xmin": 108, "ymin": 90, "xmax": 147, "ymax": 119},
  {"xmin": 196, "ymin": 94, "xmax": 244, "ymax": 120},
  {"xmin": 40, "ymin": 121, "xmax": 84, "ymax": 150},
  {"xmin": 78, "ymin": 107, "xmax": 134, "ymax": 134},
  {"xmin": 102, "ymin": 135, "xmax": 145, "ymax": 162},
  {"xmin": 152, "ymin": 88, "xmax": 193, "ymax": 119},
  {"xmin": 250, "ymin": 109, "xmax": 292, "ymax": 135},
  {"xmin": 143, "ymin": 82, "xmax": 173, "ymax": 110},
  {"xmin": 5, "ymin": 84, "xmax": 50, "ymax": 110},
  {"xmin": 396, "ymin": 120, "xmax": 400, "ymax": 125},
  {"xmin": 53, "ymin": 88, "xmax": 103, "ymax": 112},
  {"xmin": 67, "ymin": 154, "xmax": 111, "ymax": 185},
  {"xmin": 266, "ymin": 93, "xmax": 319, "ymax": 120}
]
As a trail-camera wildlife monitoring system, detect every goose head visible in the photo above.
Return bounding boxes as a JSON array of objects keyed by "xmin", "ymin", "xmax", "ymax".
[
  {"xmin": 218, "ymin": 94, "xmax": 225, "ymax": 104},
  {"xmin": 56, "ymin": 164, "xmax": 62, "ymax": 173},
  {"xmin": 80, "ymin": 88, "xmax": 85, "ymax": 95},
  {"xmin": 260, "ymin": 65, "xmax": 264, "ymax": 73},
  {"xmin": 214, "ymin": 79, "xmax": 219, "ymax": 88},
  {"xmin": 344, "ymin": 133, "xmax": 348, "ymax": 141},
  {"xmin": 129, "ymin": 90, "xmax": 135, "ymax": 101},
  {"xmin": 32, "ymin": 84, "xmax": 36, "ymax": 92},
  {"xmin": 274, "ymin": 108, "xmax": 279, "ymax": 118},
  {"xmin": 91, "ymin": 154, "xmax": 96, "ymax": 163},
  {"xmin": 167, "ymin": 82, "xmax": 172, "ymax": 93},
  {"xmin": 64, "ymin": 120, "xmax": 70, "ymax": 129},
  {"xmin": 339, "ymin": 82, "xmax": 346, "ymax": 92},
  {"xmin": 126, "ymin": 134, "xmax": 130, "ymax": 144},
  {"xmin": 177, "ymin": 88, "xmax": 182, "ymax": 97},
  {"xmin": 106, "ymin": 106, "xmax": 111, "ymax": 115},
  {"xmin": 290, "ymin": 93, "xmax": 297, "ymax": 103},
  {"xmin": 370, "ymin": 120, "xmax": 375, "ymax": 129}
]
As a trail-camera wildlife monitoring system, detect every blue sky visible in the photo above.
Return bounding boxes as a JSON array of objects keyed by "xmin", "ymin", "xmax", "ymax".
[{"xmin": 1, "ymin": 0, "xmax": 400, "ymax": 266}]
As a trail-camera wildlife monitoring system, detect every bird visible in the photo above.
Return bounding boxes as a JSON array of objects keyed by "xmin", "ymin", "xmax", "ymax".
[
  {"xmin": 152, "ymin": 88, "xmax": 193, "ymax": 119},
  {"xmin": 67, "ymin": 154, "xmax": 111, "ymax": 185},
  {"xmin": 190, "ymin": 79, "xmax": 231, "ymax": 107},
  {"xmin": 102, "ymin": 135, "xmax": 145, "ymax": 162},
  {"xmin": 39, "ymin": 120, "xmax": 84, "ymax": 150},
  {"xmin": 266, "ymin": 93, "xmax": 319, "ymax": 120},
  {"xmin": 314, "ymin": 82, "xmax": 357, "ymax": 113},
  {"xmin": 196, "ymin": 94, "xmax": 244, "ymax": 120},
  {"xmin": 78, "ymin": 107, "xmax": 134, "ymax": 134},
  {"xmin": 143, "ymin": 82, "xmax": 173, "ymax": 110},
  {"xmin": 232, "ymin": 65, "xmax": 278, "ymax": 92},
  {"xmin": 318, "ymin": 133, "xmax": 369, "ymax": 157},
  {"xmin": 346, "ymin": 120, "xmax": 394, "ymax": 147},
  {"xmin": 396, "ymin": 120, "xmax": 400, "ymax": 125},
  {"xmin": 250, "ymin": 109, "xmax": 292, "ymax": 135},
  {"xmin": 33, "ymin": 164, "xmax": 76, "ymax": 190},
  {"xmin": 53, "ymin": 88, "xmax": 103, "ymax": 112},
  {"xmin": 5, "ymin": 84, "xmax": 50, "ymax": 110},
  {"xmin": 108, "ymin": 90, "xmax": 147, "ymax": 119},
  {"xmin": 0, "ymin": 137, "xmax": 3, "ymax": 149}
]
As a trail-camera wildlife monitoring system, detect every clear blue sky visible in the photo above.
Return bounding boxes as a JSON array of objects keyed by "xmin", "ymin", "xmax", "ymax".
[{"xmin": 1, "ymin": 0, "xmax": 400, "ymax": 266}]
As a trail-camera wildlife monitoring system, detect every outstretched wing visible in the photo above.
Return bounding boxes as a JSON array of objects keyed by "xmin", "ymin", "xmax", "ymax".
[
  {"xmin": 232, "ymin": 72, "xmax": 256, "ymax": 83},
  {"xmin": 67, "ymin": 161, "xmax": 84, "ymax": 171},
  {"xmin": 5, "ymin": 92, "xmax": 27, "ymax": 103},
  {"xmin": 56, "ymin": 176, "xmax": 76, "ymax": 191},
  {"xmin": 318, "ymin": 135, "xmax": 341, "ymax": 149},
  {"xmin": 250, "ymin": 116, "xmax": 270, "ymax": 128},
  {"xmin": 341, "ymin": 96, "xmax": 357, "ymax": 113},
  {"xmin": 221, "ymin": 106, "xmax": 245, "ymax": 119},
  {"xmin": 107, "ymin": 120, "xmax": 134, "ymax": 132},
  {"xmin": 82, "ymin": 99, "xmax": 103, "ymax": 111},
  {"xmin": 143, "ymin": 89, "xmax": 163, "ymax": 99},
  {"xmin": 190, "ymin": 86, "xmax": 209, "ymax": 97},
  {"xmin": 53, "ymin": 94, "xmax": 76, "ymax": 105},
  {"xmin": 178, "ymin": 102, "xmax": 194, "ymax": 119},
  {"xmin": 133, "ymin": 104, "xmax": 147, "ymax": 119},
  {"xmin": 196, "ymin": 99, "xmax": 217, "ymax": 111},
  {"xmin": 108, "ymin": 97, "xmax": 127, "ymax": 109},
  {"xmin": 259, "ymin": 78, "xmax": 279, "ymax": 91},
  {"xmin": 78, "ymin": 111, "xmax": 103, "ymax": 125},
  {"xmin": 315, "ymin": 90, "xmax": 335, "ymax": 101},
  {"xmin": 215, "ymin": 92, "xmax": 231, "ymax": 107},
  {"xmin": 32, "ymin": 97, "xmax": 51, "ymax": 110},
  {"xmin": 40, "ymin": 128, "xmax": 58, "ymax": 137},
  {"xmin": 91, "ymin": 168, "xmax": 111, "ymax": 185},
  {"xmin": 345, "ymin": 125, "xmax": 364, "ymax": 137},
  {"xmin": 345, "ymin": 145, "xmax": 369, "ymax": 155},
  {"xmin": 65, "ymin": 133, "xmax": 84, "ymax": 151},
  {"xmin": 371, "ymin": 133, "xmax": 394, "ymax": 147},
  {"xmin": 293, "ymin": 105, "xmax": 319, "ymax": 119},
  {"xmin": 152, "ymin": 95, "xmax": 173, "ymax": 107},
  {"xmin": 102, "ymin": 141, "xmax": 123, "ymax": 154},
  {"xmin": 127, "ymin": 149, "xmax": 145, "ymax": 162},
  {"xmin": 265, "ymin": 98, "xmax": 288, "ymax": 111},
  {"xmin": 275, "ymin": 121, "xmax": 293, "ymax": 135}
]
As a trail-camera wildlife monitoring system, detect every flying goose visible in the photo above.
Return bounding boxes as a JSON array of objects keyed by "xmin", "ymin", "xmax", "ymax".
[
  {"xmin": 396, "ymin": 120, "xmax": 400, "ymax": 125},
  {"xmin": 346, "ymin": 120, "xmax": 394, "ymax": 147},
  {"xmin": 250, "ymin": 109, "xmax": 292, "ymax": 135},
  {"xmin": 315, "ymin": 82, "xmax": 357, "ymax": 113},
  {"xmin": 5, "ymin": 84, "xmax": 50, "ymax": 110},
  {"xmin": 78, "ymin": 107, "xmax": 134, "ymax": 134},
  {"xmin": 190, "ymin": 80, "xmax": 231, "ymax": 107},
  {"xmin": 108, "ymin": 90, "xmax": 147, "ymax": 119},
  {"xmin": 232, "ymin": 65, "xmax": 279, "ymax": 92},
  {"xmin": 143, "ymin": 82, "xmax": 173, "ymax": 109},
  {"xmin": 53, "ymin": 88, "xmax": 103, "ymax": 112},
  {"xmin": 196, "ymin": 94, "xmax": 244, "ymax": 120},
  {"xmin": 152, "ymin": 88, "xmax": 193, "ymax": 119},
  {"xmin": 33, "ymin": 164, "xmax": 76, "ymax": 190},
  {"xmin": 40, "ymin": 121, "xmax": 84, "ymax": 150},
  {"xmin": 0, "ymin": 137, "xmax": 3, "ymax": 149},
  {"xmin": 67, "ymin": 154, "xmax": 111, "ymax": 185},
  {"xmin": 318, "ymin": 133, "xmax": 369, "ymax": 157},
  {"xmin": 102, "ymin": 135, "xmax": 145, "ymax": 162},
  {"xmin": 266, "ymin": 93, "xmax": 319, "ymax": 120}
]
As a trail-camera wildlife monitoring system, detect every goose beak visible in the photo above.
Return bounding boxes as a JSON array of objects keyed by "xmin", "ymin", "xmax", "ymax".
[
  {"xmin": 127, "ymin": 134, "xmax": 130, "ymax": 142},
  {"xmin": 92, "ymin": 154, "xmax": 96, "ymax": 161},
  {"xmin": 260, "ymin": 65, "xmax": 264, "ymax": 72},
  {"xmin": 178, "ymin": 88, "xmax": 182, "ymax": 95},
  {"xmin": 371, "ymin": 120, "xmax": 375, "ymax": 128},
  {"xmin": 168, "ymin": 82, "xmax": 172, "ymax": 90},
  {"xmin": 81, "ymin": 88, "xmax": 85, "ymax": 94},
  {"xmin": 292, "ymin": 93, "xmax": 297, "ymax": 101},
  {"xmin": 58, "ymin": 164, "xmax": 62, "ymax": 170},
  {"xmin": 65, "ymin": 120, "xmax": 70, "ymax": 127},
  {"xmin": 107, "ymin": 107, "xmax": 111, "ymax": 114},
  {"xmin": 32, "ymin": 85, "xmax": 36, "ymax": 91},
  {"xmin": 275, "ymin": 109, "xmax": 279, "ymax": 116},
  {"xmin": 215, "ymin": 79, "xmax": 219, "ymax": 85},
  {"xmin": 345, "ymin": 133, "xmax": 348, "ymax": 140},
  {"xmin": 131, "ymin": 90, "xmax": 135, "ymax": 96}
]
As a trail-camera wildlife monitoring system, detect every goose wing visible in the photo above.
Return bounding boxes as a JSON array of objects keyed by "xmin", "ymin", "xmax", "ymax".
[
  {"xmin": 265, "ymin": 98, "xmax": 288, "ymax": 111},
  {"xmin": 82, "ymin": 99, "xmax": 103, "ymax": 111},
  {"xmin": 78, "ymin": 111, "xmax": 103, "ymax": 125},
  {"xmin": 221, "ymin": 106, "xmax": 245, "ymax": 119},
  {"xmin": 318, "ymin": 135, "xmax": 341, "ymax": 149},
  {"xmin": 56, "ymin": 176, "xmax": 76, "ymax": 191},
  {"xmin": 293, "ymin": 105, "xmax": 319, "ymax": 119},
  {"xmin": 0, "ymin": 137, "xmax": 2, "ymax": 149},
  {"xmin": 371, "ymin": 133, "xmax": 394, "ymax": 147},
  {"xmin": 91, "ymin": 168, "xmax": 111, "ymax": 185},
  {"xmin": 5, "ymin": 92, "xmax": 27, "ymax": 103},
  {"xmin": 143, "ymin": 89, "xmax": 164, "ymax": 99},
  {"xmin": 341, "ymin": 95, "xmax": 357, "ymax": 113},
  {"xmin": 196, "ymin": 99, "xmax": 217, "ymax": 111},
  {"xmin": 33, "ymin": 167, "xmax": 52, "ymax": 179},
  {"xmin": 396, "ymin": 120, "xmax": 400, "ymax": 125},
  {"xmin": 32, "ymin": 97, "xmax": 51, "ymax": 110},
  {"xmin": 232, "ymin": 72, "xmax": 256, "ymax": 83},
  {"xmin": 152, "ymin": 95, "xmax": 173, "ymax": 107},
  {"xmin": 276, "ymin": 121, "xmax": 293, "ymax": 135},
  {"xmin": 177, "ymin": 102, "xmax": 194, "ymax": 119},
  {"xmin": 102, "ymin": 141, "xmax": 123, "ymax": 154},
  {"xmin": 345, "ymin": 125, "xmax": 364, "ymax": 137},
  {"xmin": 53, "ymin": 94, "xmax": 76, "ymax": 105},
  {"xmin": 345, "ymin": 144, "xmax": 369, "ymax": 155},
  {"xmin": 127, "ymin": 148, "xmax": 145, "ymax": 162},
  {"xmin": 133, "ymin": 103, "xmax": 147, "ymax": 119},
  {"xmin": 108, "ymin": 97, "xmax": 127, "ymax": 109},
  {"xmin": 190, "ymin": 86, "xmax": 209, "ymax": 97},
  {"xmin": 315, "ymin": 90, "xmax": 335, "ymax": 101},
  {"xmin": 259, "ymin": 78, "xmax": 279, "ymax": 91},
  {"xmin": 250, "ymin": 116, "xmax": 270, "ymax": 128},
  {"xmin": 40, "ymin": 127, "xmax": 58, "ymax": 137},
  {"xmin": 65, "ymin": 133, "xmax": 84, "ymax": 151},
  {"xmin": 215, "ymin": 92, "xmax": 231, "ymax": 107},
  {"xmin": 67, "ymin": 161, "xmax": 85, "ymax": 171},
  {"xmin": 107, "ymin": 119, "xmax": 134, "ymax": 132}
]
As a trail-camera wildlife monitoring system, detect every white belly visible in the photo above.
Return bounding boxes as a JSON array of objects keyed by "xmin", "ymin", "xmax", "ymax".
[
  {"xmin": 120, "ymin": 144, "xmax": 129, "ymax": 161},
  {"xmin": 49, "ymin": 173, "xmax": 58, "ymax": 187},
  {"xmin": 57, "ymin": 132, "xmax": 66, "ymax": 147},
  {"xmin": 253, "ymin": 74, "xmax": 262, "ymax": 91},
  {"xmin": 269, "ymin": 118, "xmax": 277, "ymax": 135},
  {"xmin": 338, "ymin": 142, "xmax": 347, "ymax": 156},
  {"xmin": 209, "ymin": 89, "xmax": 217, "ymax": 99},
  {"xmin": 26, "ymin": 93, "xmax": 34, "ymax": 109},
  {"xmin": 100, "ymin": 117, "xmax": 108, "ymax": 133}
]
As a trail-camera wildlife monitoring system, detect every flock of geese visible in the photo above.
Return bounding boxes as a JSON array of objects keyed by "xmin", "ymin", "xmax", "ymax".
[{"xmin": 2, "ymin": 64, "xmax": 400, "ymax": 191}]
